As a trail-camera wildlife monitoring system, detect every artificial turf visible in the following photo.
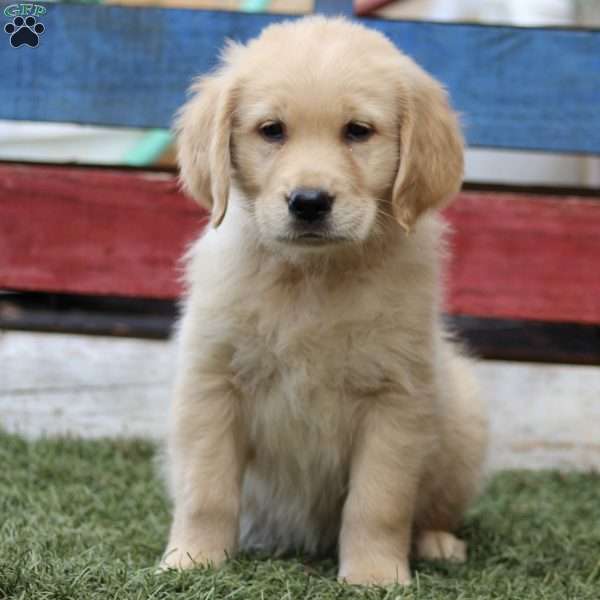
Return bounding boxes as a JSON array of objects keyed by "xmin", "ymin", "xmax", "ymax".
[{"xmin": 1, "ymin": 430, "xmax": 599, "ymax": 600}]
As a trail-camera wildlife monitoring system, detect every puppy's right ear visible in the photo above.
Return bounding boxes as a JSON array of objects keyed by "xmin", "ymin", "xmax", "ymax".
[{"xmin": 175, "ymin": 70, "xmax": 238, "ymax": 228}]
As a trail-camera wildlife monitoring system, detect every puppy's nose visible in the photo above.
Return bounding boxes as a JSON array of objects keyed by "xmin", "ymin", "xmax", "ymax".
[{"xmin": 287, "ymin": 188, "xmax": 334, "ymax": 222}]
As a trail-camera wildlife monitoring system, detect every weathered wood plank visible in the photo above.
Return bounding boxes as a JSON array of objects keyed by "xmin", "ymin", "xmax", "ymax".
[
  {"xmin": 2, "ymin": 294, "xmax": 599, "ymax": 365},
  {"xmin": 0, "ymin": 163, "xmax": 205, "ymax": 300},
  {"xmin": 0, "ymin": 4, "xmax": 599, "ymax": 153},
  {"xmin": 450, "ymin": 316, "xmax": 600, "ymax": 366},
  {"xmin": 0, "ymin": 292, "xmax": 178, "ymax": 339},
  {"xmin": 2, "ymin": 331, "xmax": 599, "ymax": 470},
  {"xmin": 0, "ymin": 332, "xmax": 172, "ymax": 439},
  {"xmin": 1, "ymin": 162, "xmax": 600, "ymax": 324},
  {"xmin": 443, "ymin": 192, "xmax": 600, "ymax": 324}
]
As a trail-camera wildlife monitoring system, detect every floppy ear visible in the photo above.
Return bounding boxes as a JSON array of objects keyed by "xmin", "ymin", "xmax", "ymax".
[
  {"xmin": 391, "ymin": 66, "xmax": 464, "ymax": 232},
  {"xmin": 175, "ymin": 70, "xmax": 238, "ymax": 228}
]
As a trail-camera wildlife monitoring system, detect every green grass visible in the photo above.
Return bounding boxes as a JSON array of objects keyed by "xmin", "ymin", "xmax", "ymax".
[{"xmin": 1, "ymin": 431, "xmax": 599, "ymax": 600}]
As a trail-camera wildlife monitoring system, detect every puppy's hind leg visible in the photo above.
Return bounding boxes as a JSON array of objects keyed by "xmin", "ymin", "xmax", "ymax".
[
  {"xmin": 415, "ymin": 344, "xmax": 488, "ymax": 562},
  {"xmin": 415, "ymin": 530, "xmax": 467, "ymax": 562}
]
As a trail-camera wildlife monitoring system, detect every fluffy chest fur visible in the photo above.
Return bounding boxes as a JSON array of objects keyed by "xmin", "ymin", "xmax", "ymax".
[
  {"xmin": 228, "ymin": 256, "xmax": 429, "ymax": 442},
  {"xmin": 231, "ymin": 272, "xmax": 384, "ymax": 471}
]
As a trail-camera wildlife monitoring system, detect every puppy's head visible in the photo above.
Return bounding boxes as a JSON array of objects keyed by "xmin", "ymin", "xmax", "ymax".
[{"xmin": 177, "ymin": 17, "xmax": 463, "ymax": 253}]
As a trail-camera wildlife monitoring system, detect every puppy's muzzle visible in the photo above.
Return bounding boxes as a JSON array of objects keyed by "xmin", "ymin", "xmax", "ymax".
[{"xmin": 287, "ymin": 188, "xmax": 334, "ymax": 223}]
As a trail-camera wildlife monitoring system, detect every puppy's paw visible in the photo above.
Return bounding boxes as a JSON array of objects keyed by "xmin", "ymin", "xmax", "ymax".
[
  {"xmin": 159, "ymin": 545, "xmax": 229, "ymax": 571},
  {"xmin": 338, "ymin": 559, "xmax": 411, "ymax": 587},
  {"xmin": 416, "ymin": 530, "xmax": 467, "ymax": 563}
]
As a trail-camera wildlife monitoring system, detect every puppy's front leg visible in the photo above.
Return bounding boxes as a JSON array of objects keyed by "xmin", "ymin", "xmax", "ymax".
[
  {"xmin": 161, "ymin": 370, "xmax": 245, "ymax": 571},
  {"xmin": 338, "ymin": 403, "xmax": 428, "ymax": 586}
]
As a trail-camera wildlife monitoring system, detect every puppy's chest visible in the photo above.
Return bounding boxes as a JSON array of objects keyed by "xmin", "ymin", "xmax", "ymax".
[
  {"xmin": 229, "ymin": 302, "xmax": 394, "ymax": 453},
  {"xmin": 231, "ymin": 320, "xmax": 355, "ymax": 484}
]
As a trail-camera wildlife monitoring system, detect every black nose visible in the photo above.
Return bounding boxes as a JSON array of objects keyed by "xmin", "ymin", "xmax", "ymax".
[{"xmin": 287, "ymin": 188, "xmax": 334, "ymax": 222}]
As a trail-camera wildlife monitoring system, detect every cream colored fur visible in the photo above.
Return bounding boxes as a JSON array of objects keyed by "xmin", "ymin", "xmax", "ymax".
[{"xmin": 161, "ymin": 16, "xmax": 488, "ymax": 586}]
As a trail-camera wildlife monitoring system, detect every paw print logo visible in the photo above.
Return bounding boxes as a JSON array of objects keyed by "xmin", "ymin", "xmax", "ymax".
[{"xmin": 4, "ymin": 16, "xmax": 45, "ymax": 48}]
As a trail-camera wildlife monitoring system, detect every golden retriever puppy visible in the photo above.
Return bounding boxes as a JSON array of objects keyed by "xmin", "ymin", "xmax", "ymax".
[{"xmin": 161, "ymin": 16, "xmax": 488, "ymax": 586}]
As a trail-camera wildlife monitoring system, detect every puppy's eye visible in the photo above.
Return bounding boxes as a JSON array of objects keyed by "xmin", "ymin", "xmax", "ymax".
[
  {"xmin": 344, "ymin": 121, "xmax": 374, "ymax": 142},
  {"xmin": 259, "ymin": 121, "xmax": 286, "ymax": 142}
]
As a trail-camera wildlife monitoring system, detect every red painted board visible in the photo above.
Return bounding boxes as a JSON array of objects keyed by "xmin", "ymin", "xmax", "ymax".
[
  {"xmin": 0, "ymin": 163, "xmax": 205, "ymax": 300},
  {"xmin": 1, "ymin": 163, "xmax": 599, "ymax": 324},
  {"xmin": 443, "ymin": 193, "xmax": 600, "ymax": 325}
]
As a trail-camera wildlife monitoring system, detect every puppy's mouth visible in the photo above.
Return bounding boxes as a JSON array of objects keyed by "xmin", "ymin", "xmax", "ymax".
[{"xmin": 277, "ymin": 232, "xmax": 347, "ymax": 246}]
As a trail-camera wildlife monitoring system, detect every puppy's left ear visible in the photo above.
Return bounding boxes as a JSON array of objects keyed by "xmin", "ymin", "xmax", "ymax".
[{"xmin": 391, "ymin": 64, "xmax": 464, "ymax": 231}]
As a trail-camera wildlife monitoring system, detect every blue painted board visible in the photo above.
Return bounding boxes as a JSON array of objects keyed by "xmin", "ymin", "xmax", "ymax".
[
  {"xmin": 313, "ymin": 0, "xmax": 354, "ymax": 16},
  {"xmin": 0, "ymin": 4, "xmax": 599, "ymax": 154}
]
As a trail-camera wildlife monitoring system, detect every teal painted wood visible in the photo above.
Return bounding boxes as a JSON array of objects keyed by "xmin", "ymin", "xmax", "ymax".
[{"xmin": 0, "ymin": 4, "xmax": 599, "ymax": 153}]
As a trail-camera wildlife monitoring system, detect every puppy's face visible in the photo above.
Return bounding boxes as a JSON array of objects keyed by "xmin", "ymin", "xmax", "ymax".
[
  {"xmin": 232, "ymin": 53, "xmax": 398, "ymax": 249},
  {"xmin": 177, "ymin": 17, "xmax": 464, "ymax": 254}
]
